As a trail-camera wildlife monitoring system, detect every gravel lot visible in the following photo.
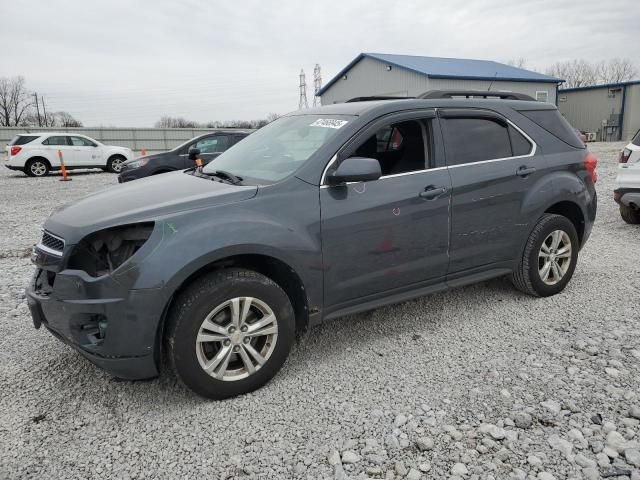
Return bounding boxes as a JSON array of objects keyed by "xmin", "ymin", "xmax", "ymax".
[{"xmin": 1, "ymin": 143, "xmax": 639, "ymax": 480}]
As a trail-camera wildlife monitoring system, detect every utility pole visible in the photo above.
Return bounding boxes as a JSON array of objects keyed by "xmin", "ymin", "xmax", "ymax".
[
  {"xmin": 33, "ymin": 93, "xmax": 42, "ymax": 126},
  {"xmin": 41, "ymin": 96, "xmax": 48, "ymax": 126},
  {"xmin": 313, "ymin": 64, "xmax": 322, "ymax": 107},
  {"xmin": 298, "ymin": 69, "xmax": 308, "ymax": 110}
]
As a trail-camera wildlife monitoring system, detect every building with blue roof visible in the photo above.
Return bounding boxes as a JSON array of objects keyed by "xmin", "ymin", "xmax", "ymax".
[{"xmin": 318, "ymin": 53, "xmax": 563, "ymax": 105}]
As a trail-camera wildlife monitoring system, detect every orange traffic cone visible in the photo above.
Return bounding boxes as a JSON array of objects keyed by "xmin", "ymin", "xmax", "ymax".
[
  {"xmin": 195, "ymin": 157, "xmax": 203, "ymax": 167},
  {"xmin": 140, "ymin": 148, "xmax": 147, "ymax": 156},
  {"xmin": 58, "ymin": 150, "xmax": 72, "ymax": 181}
]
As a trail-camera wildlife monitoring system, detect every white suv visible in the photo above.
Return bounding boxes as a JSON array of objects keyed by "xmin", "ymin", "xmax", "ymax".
[
  {"xmin": 614, "ymin": 129, "xmax": 640, "ymax": 223},
  {"xmin": 4, "ymin": 133, "xmax": 134, "ymax": 177}
]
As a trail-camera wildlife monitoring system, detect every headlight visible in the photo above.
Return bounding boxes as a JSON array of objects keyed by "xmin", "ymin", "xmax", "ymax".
[
  {"xmin": 67, "ymin": 222, "xmax": 154, "ymax": 277},
  {"xmin": 126, "ymin": 158, "xmax": 149, "ymax": 169}
]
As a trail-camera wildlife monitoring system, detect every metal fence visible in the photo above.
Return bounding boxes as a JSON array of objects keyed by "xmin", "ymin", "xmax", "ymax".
[{"xmin": 0, "ymin": 127, "xmax": 240, "ymax": 154}]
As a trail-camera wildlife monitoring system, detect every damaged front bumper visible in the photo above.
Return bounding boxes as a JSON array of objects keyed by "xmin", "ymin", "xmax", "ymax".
[{"xmin": 26, "ymin": 260, "xmax": 167, "ymax": 380}]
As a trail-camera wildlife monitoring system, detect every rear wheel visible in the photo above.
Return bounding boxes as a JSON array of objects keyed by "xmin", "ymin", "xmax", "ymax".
[
  {"xmin": 511, "ymin": 214, "xmax": 579, "ymax": 297},
  {"xmin": 620, "ymin": 204, "xmax": 640, "ymax": 224},
  {"xmin": 24, "ymin": 158, "xmax": 50, "ymax": 177},
  {"xmin": 106, "ymin": 155, "xmax": 125, "ymax": 173},
  {"xmin": 166, "ymin": 268, "xmax": 295, "ymax": 399}
]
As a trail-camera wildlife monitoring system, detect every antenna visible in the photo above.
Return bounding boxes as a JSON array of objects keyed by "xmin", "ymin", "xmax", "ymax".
[
  {"xmin": 298, "ymin": 69, "xmax": 308, "ymax": 109},
  {"xmin": 487, "ymin": 72, "xmax": 498, "ymax": 91},
  {"xmin": 313, "ymin": 64, "xmax": 322, "ymax": 107}
]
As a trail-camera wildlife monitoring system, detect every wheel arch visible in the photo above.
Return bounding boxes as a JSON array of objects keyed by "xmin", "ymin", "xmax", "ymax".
[
  {"xmin": 544, "ymin": 200, "xmax": 585, "ymax": 245},
  {"xmin": 27, "ymin": 155, "xmax": 51, "ymax": 167},
  {"xmin": 154, "ymin": 252, "xmax": 310, "ymax": 370}
]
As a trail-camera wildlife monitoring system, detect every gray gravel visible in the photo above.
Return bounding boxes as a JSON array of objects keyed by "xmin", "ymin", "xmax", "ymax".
[{"xmin": 1, "ymin": 143, "xmax": 639, "ymax": 480}]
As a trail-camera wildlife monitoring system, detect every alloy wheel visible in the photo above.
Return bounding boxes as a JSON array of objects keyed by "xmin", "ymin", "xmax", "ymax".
[
  {"xmin": 111, "ymin": 158, "xmax": 124, "ymax": 172},
  {"xmin": 195, "ymin": 297, "xmax": 278, "ymax": 381},
  {"xmin": 31, "ymin": 161, "xmax": 47, "ymax": 176},
  {"xmin": 538, "ymin": 230, "xmax": 572, "ymax": 285}
]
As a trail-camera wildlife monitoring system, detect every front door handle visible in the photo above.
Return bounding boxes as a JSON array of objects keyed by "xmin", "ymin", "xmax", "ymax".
[
  {"xmin": 419, "ymin": 186, "xmax": 447, "ymax": 200},
  {"xmin": 516, "ymin": 166, "xmax": 536, "ymax": 177}
]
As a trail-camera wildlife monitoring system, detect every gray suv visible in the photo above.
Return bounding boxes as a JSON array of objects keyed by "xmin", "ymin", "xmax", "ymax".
[{"xmin": 26, "ymin": 91, "xmax": 598, "ymax": 399}]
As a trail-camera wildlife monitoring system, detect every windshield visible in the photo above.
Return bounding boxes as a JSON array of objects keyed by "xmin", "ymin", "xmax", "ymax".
[{"xmin": 202, "ymin": 114, "xmax": 353, "ymax": 183}]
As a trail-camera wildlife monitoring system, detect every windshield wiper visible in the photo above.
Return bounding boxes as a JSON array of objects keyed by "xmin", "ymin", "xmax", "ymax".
[{"xmin": 202, "ymin": 169, "xmax": 243, "ymax": 185}]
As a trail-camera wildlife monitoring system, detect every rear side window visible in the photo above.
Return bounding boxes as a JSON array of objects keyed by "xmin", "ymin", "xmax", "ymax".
[
  {"xmin": 519, "ymin": 109, "xmax": 584, "ymax": 148},
  {"xmin": 441, "ymin": 118, "xmax": 512, "ymax": 165},
  {"xmin": 42, "ymin": 136, "xmax": 69, "ymax": 146},
  {"xmin": 632, "ymin": 130, "xmax": 640, "ymax": 147},
  {"xmin": 9, "ymin": 135, "xmax": 39, "ymax": 146},
  {"xmin": 509, "ymin": 126, "xmax": 533, "ymax": 156}
]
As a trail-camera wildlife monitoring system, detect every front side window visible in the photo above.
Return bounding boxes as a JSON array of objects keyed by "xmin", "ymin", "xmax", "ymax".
[
  {"xmin": 70, "ymin": 136, "xmax": 96, "ymax": 147},
  {"xmin": 348, "ymin": 120, "xmax": 429, "ymax": 176},
  {"xmin": 442, "ymin": 118, "xmax": 513, "ymax": 166},
  {"xmin": 43, "ymin": 136, "xmax": 69, "ymax": 146},
  {"xmin": 202, "ymin": 115, "xmax": 353, "ymax": 183},
  {"xmin": 194, "ymin": 135, "xmax": 229, "ymax": 154}
]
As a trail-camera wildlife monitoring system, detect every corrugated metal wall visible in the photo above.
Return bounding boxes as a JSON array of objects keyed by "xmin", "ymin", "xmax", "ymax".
[
  {"xmin": 320, "ymin": 57, "xmax": 558, "ymax": 105},
  {"xmin": 622, "ymin": 84, "xmax": 640, "ymax": 141},
  {"xmin": 557, "ymin": 86, "xmax": 636, "ymax": 141},
  {"xmin": 0, "ymin": 127, "xmax": 234, "ymax": 153}
]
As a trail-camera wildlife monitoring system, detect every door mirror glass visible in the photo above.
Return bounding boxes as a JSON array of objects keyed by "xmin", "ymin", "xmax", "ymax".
[
  {"xmin": 326, "ymin": 157, "xmax": 381, "ymax": 185},
  {"xmin": 188, "ymin": 147, "xmax": 201, "ymax": 160}
]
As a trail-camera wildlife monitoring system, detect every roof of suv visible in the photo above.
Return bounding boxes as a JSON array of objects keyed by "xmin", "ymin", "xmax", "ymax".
[{"xmin": 291, "ymin": 98, "xmax": 557, "ymax": 117}]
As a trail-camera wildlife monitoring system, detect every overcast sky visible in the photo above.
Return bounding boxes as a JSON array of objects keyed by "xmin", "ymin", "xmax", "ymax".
[{"xmin": 3, "ymin": 0, "xmax": 638, "ymax": 127}]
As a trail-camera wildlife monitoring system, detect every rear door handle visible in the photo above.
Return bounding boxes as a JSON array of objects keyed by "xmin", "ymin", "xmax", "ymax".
[
  {"xmin": 419, "ymin": 186, "xmax": 447, "ymax": 200},
  {"xmin": 516, "ymin": 166, "xmax": 536, "ymax": 177}
]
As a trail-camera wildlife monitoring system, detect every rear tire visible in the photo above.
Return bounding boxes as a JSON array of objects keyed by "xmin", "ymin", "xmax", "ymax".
[
  {"xmin": 24, "ymin": 158, "xmax": 50, "ymax": 177},
  {"xmin": 106, "ymin": 155, "xmax": 126, "ymax": 173},
  {"xmin": 620, "ymin": 204, "xmax": 640, "ymax": 224},
  {"xmin": 511, "ymin": 214, "xmax": 579, "ymax": 297},
  {"xmin": 165, "ymin": 268, "xmax": 295, "ymax": 399}
]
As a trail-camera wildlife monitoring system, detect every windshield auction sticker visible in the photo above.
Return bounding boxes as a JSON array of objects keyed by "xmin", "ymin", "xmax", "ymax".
[{"xmin": 309, "ymin": 119, "xmax": 349, "ymax": 129}]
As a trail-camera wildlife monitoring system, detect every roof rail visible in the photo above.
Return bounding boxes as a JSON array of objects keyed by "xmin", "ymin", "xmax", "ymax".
[
  {"xmin": 346, "ymin": 96, "xmax": 413, "ymax": 103},
  {"xmin": 418, "ymin": 90, "xmax": 535, "ymax": 101}
]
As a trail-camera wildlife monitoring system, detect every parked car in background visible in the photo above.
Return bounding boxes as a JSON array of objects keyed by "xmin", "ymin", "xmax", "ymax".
[
  {"xmin": 614, "ymin": 129, "xmax": 640, "ymax": 223},
  {"xmin": 118, "ymin": 130, "xmax": 252, "ymax": 182},
  {"xmin": 4, "ymin": 133, "xmax": 133, "ymax": 177},
  {"xmin": 27, "ymin": 91, "xmax": 597, "ymax": 399}
]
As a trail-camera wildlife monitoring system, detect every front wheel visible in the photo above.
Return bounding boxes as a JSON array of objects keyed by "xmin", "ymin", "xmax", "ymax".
[
  {"xmin": 106, "ymin": 155, "xmax": 125, "ymax": 173},
  {"xmin": 166, "ymin": 269, "xmax": 295, "ymax": 399},
  {"xmin": 511, "ymin": 214, "xmax": 579, "ymax": 297}
]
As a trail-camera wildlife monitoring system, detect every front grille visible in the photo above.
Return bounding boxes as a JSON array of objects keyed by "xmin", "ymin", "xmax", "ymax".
[{"xmin": 40, "ymin": 231, "xmax": 65, "ymax": 253}]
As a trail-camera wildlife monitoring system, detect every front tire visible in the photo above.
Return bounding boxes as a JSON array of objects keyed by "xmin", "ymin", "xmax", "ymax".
[
  {"xmin": 24, "ymin": 158, "xmax": 50, "ymax": 177},
  {"xmin": 511, "ymin": 214, "xmax": 579, "ymax": 297},
  {"xmin": 166, "ymin": 268, "xmax": 295, "ymax": 399},
  {"xmin": 106, "ymin": 155, "xmax": 125, "ymax": 173},
  {"xmin": 620, "ymin": 204, "xmax": 640, "ymax": 224}
]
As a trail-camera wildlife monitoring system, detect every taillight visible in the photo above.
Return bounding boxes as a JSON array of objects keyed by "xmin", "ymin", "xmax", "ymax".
[
  {"xmin": 584, "ymin": 152, "xmax": 598, "ymax": 184},
  {"xmin": 619, "ymin": 148, "xmax": 631, "ymax": 163},
  {"xmin": 10, "ymin": 146, "xmax": 22, "ymax": 156}
]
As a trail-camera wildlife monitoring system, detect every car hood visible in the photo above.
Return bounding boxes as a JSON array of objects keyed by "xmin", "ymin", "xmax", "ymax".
[
  {"xmin": 122, "ymin": 153, "xmax": 164, "ymax": 165},
  {"xmin": 44, "ymin": 171, "xmax": 258, "ymax": 243}
]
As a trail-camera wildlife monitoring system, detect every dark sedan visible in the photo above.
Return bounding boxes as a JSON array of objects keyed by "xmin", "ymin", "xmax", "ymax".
[{"xmin": 118, "ymin": 130, "xmax": 252, "ymax": 182}]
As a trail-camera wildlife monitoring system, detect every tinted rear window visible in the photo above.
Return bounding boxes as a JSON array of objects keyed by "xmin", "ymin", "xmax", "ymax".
[
  {"xmin": 519, "ymin": 109, "xmax": 584, "ymax": 149},
  {"xmin": 9, "ymin": 135, "xmax": 39, "ymax": 146},
  {"xmin": 632, "ymin": 130, "xmax": 640, "ymax": 146}
]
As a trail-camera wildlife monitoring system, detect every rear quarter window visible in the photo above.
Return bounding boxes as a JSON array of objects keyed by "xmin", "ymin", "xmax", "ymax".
[
  {"xmin": 519, "ymin": 109, "xmax": 584, "ymax": 149},
  {"xmin": 632, "ymin": 130, "xmax": 640, "ymax": 147},
  {"xmin": 9, "ymin": 135, "xmax": 40, "ymax": 146}
]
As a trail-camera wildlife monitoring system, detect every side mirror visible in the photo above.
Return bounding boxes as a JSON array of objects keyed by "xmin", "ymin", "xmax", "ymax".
[
  {"xmin": 188, "ymin": 147, "xmax": 200, "ymax": 161},
  {"xmin": 326, "ymin": 157, "xmax": 381, "ymax": 185}
]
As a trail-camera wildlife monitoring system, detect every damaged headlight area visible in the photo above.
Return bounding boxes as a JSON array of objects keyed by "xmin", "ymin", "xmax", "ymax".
[{"xmin": 67, "ymin": 222, "xmax": 154, "ymax": 277}]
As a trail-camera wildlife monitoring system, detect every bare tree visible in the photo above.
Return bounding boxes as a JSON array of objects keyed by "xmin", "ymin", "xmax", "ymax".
[
  {"xmin": 596, "ymin": 58, "xmax": 637, "ymax": 84},
  {"xmin": 155, "ymin": 116, "xmax": 199, "ymax": 128},
  {"xmin": 506, "ymin": 58, "xmax": 527, "ymax": 69},
  {"xmin": 547, "ymin": 58, "xmax": 638, "ymax": 88},
  {"xmin": 54, "ymin": 111, "xmax": 83, "ymax": 127},
  {"xmin": 0, "ymin": 76, "xmax": 33, "ymax": 126}
]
